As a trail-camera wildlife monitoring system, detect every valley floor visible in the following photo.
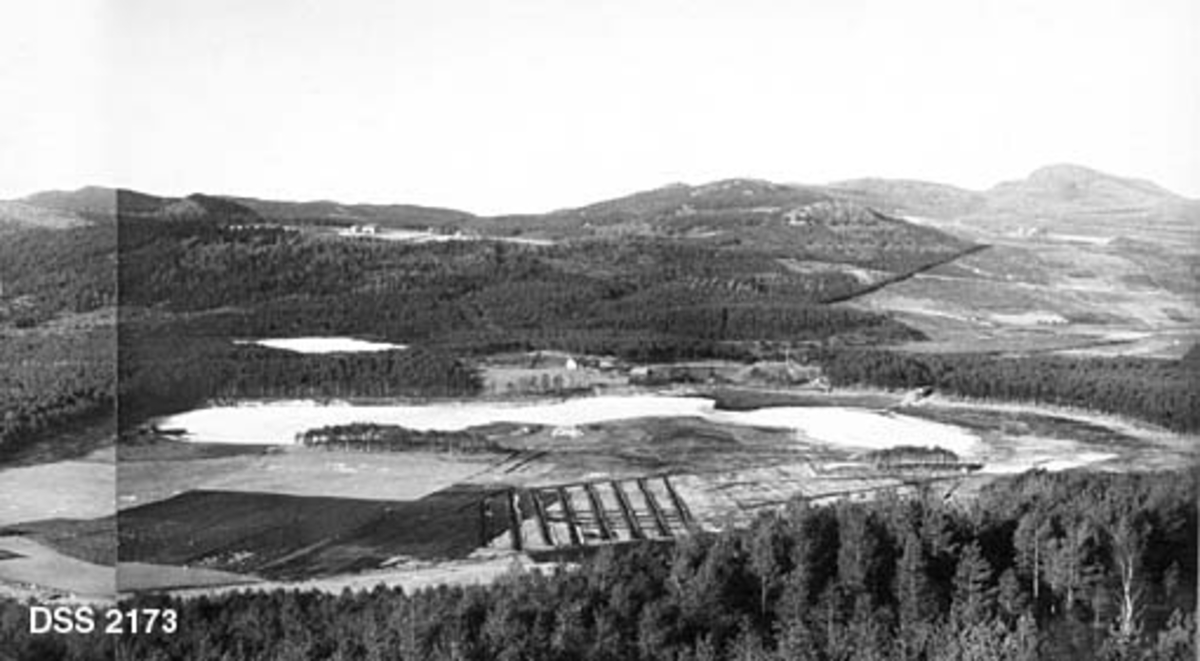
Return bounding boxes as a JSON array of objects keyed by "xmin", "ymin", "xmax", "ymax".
[{"xmin": 110, "ymin": 386, "xmax": 1197, "ymax": 598}]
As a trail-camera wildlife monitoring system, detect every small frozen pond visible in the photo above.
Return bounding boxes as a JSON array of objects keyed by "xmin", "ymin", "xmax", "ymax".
[
  {"xmin": 234, "ymin": 337, "xmax": 409, "ymax": 354},
  {"xmin": 156, "ymin": 395, "xmax": 982, "ymax": 456}
]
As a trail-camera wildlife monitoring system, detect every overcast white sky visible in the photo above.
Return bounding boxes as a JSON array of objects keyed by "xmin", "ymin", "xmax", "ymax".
[{"xmin": 1, "ymin": 0, "xmax": 1196, "ymax": 214}]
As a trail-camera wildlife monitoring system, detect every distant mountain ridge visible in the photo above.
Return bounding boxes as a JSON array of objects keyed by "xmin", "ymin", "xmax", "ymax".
[
  {"xmin": 8, "ymin": 165, "xmax": 1193, "ymax": 247},
  {"xmin": 829, "ymin": 164, "xmax": 1198, "ymax": 248},
  {"xmin": 226, "ymin": 196, "xmax": 476, "ymax": 227},
  {"xmin": 20, "ymin": 188, "xmax": 260, "ymax": 225},
  {"xmin": 475, "ymin": 177, "xmax": 975, "ymax": 271},
  {"xmin": 22, "ymin": 185, "xmax": 119, "ymax": 215},
  {"xmin": 12, "ymin": 186, "xmax": 474, "ymax": 230}
]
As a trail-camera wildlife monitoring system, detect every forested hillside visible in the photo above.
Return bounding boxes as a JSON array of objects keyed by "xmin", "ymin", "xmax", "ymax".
[
  {"xmin": 0, "ymin": 225, "xmax": 116, "ymax": 327},
  {"xmin": 8, "ymin": 180, "xmax": 1196, "ymax": 446},
  {"xmin": 0, "ymin": 222, "xmax": 117, "ymax": 461},
  {"xmin": 228, "ymin": 195, "xmax": 477, "ymax": 228},
  {"xmin": 111, "ymin": 207, "xmax": 1200, "ymax": 434},
  {"xmin": 115, "ymin": 219, "xmax": 934, "ymax": 426},
  {"xmin": 486, "ymin": 179, "xmax": 977, "ymax": 273},
  {"xmin": 4, "ymin": 471, "xmax": 1178, "ymax": 661},
  {"xmin": 0, "ymin": 329, "xmax": 115, "ymax": 461},
  {"xmin": 819, "ymin": 350, "xmax": 1200, "ymax": 433}
]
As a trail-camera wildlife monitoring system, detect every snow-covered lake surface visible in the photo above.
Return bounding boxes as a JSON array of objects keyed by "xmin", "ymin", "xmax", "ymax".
[
  {"xmin": 234, "ymin": 337, "xmax": 409, "ymax": 354},
  {"xmin": 155, "ymin": 395, "xmax": 982, "ymax": 455}
]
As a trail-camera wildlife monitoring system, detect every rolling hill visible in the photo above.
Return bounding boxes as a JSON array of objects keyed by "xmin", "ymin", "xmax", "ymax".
[
  {"xmin": 830, "ymin": 163, "xmax": 1199, "ymax": 249},
  {"xmin": 18, "ymin": 187, "xmax": 261, "ymax": 226},
  {"xmin": 21, "ymin": 186, "xmax": 119, "ymax": 216},
  {"xmin": 476, "ymin": 178, "xmax": 977, "ymax": 274},
  {"xmin": 9, "ymin": 165, "xmax": 1194, "ymax": 358},
  {"xmin": 227, "ymin": 196, "xmax": 477, "ymax": 228},
  {"xmin": 0, "ymin": 200, "xmax": 90, "ymax": 232},
  {"xmin": 826, "ymin": 166, "xmax": 1199, "ymax": 356},
  {"xmin": 10, "ymin": 178, "xmax": 980, "ymax": 278},
  {"xmin": 14, "ymin": 165, "xmax": 1193, "ymax": 245}
]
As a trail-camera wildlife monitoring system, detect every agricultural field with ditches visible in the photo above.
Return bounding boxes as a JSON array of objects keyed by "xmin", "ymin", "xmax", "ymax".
[{"xmin": 114, "ymin": 340, "xmax": 1196, "ymax": 597}]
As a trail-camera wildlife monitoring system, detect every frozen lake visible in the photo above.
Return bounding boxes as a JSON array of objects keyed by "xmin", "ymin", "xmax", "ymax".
[{"xmin": 156, "ymin": 395, "xmax": 983, "ymax": 455}]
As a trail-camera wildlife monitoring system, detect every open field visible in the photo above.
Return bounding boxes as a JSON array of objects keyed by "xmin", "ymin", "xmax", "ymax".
[
  {"xmin": 0, "ymin": 446, "xmax": 115, "ymax": 527},
  {"xmin": 0, "ymin": 536, "xmax": 115, "ymax": 600},
  {"xmin": 864, "ymin": 281, "xmax": 1191, "ymax": 336},
  {"xmin": 118, "ymin": 438, "xmax": 276, "ymax": 463},
  {"xmin": 0, "ymin": 394, "xmax": 117, "ymax": 601},
  {"xmin": 119, "ymin": 444, "xmax": 497, "ymax": 509},
  {"xmin": 853, "ymin": 235, "xmax": 1198, "ymax": 358},
  {"xmin": 118, "ymin": 562, "xmax": 260, "ymax": 592},
  {"xmin": 119, "ymin": 485, "xmax": 496, "ymax": 580},
  {"xmin": 0, "ymin": 517, "xmax": 116, "ymax": 565}
]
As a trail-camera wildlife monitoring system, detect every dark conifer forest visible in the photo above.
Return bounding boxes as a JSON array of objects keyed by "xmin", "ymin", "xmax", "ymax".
[
  {"xmin": 0, "ymin": 330, "xmax": 115, "ymax": 460},
  {"xmin": 3, "ymin": 471, "xmax": 1190, "ymax": 660},
  {"xmin": 0, "ymin": 224, "xmax": 116, "ymax": 460},
  {"xmin": 0, "ymin": 225, "xmax": 116, "ymax": 326},
  {"xmin": 820, "ymin": 350, "xmax": 1200, "ymax": 433}
]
